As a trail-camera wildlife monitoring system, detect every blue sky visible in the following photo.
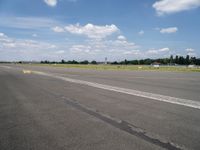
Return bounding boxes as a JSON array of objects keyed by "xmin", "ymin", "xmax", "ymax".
[{"xmin": 0, "ymin": 0, "xmax": 200, "ymax": 61}]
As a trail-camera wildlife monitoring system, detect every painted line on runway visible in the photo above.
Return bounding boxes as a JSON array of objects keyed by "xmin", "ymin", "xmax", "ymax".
[
  {"xmin": 0, "ymin": 66, "xmax": 12, "ymax": 69},
  {"xmin": 32, "ymin": 70, "xmax": 200, "ymax": 110},
  {"xmin": 23, "ymin": 70, "xmax": 32, "ymax": 74}
]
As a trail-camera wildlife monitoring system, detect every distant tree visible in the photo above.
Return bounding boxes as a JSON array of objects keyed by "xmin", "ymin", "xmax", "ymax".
[
  {"xmin": 185, "ymin": 55, "xmax": 190, "ymax": 65},
  {"xmin": 111, "ymin": 61, "xmax": 119, "ymax": 65},
  {"xmin": 170, "ymin": 55, "xmax": 173, "ymax": 65},
  {"xmin": 196, "ymin": 58, "xmax": 200, "ymax": 65},
  {"xmin": 130, "ymin": 60, "xmax": 138, "ymax": 65},
  {"xmin": 178, "ymin": 56, "xmax": 184, "ymax": 65},
  {"xmin": 144, "ymin": 59, "xmax": 152, "ymax": 65},
  {"xmin": 161, "ymin": 58, "xmax": 169, "ymax": 65},
  {"xmin": 44, "ymin": 60, "xmax": 49, "ymax": 64},
  {"xmin": 80, "ymin": 60, "xmax": 89, "ymax": 64},
  {"xmin": 175, "ymin": 55, "xmax": 179, "ymax": 64},
  {"xmin": 124, "ymin": 59, "xmax": 128, "ymax": 65},
  {"xmin": 91, "ymin": 60, "xmax": 97, "ymax": 64},
  {"xmin": 139, "ymin": 59, "xmax": 144, "ymax": 65},
  {"xmin": 190, "ymin": 57, "xmax": 196, "ymax": 65},
  {"xmin": 61, "ymin": 59, "xmax": 65, "ymax": 64}
]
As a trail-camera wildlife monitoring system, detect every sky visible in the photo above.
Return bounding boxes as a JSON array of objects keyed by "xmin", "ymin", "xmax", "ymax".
[{"xmin": 0, "ymin": 0, "xmax": 200, "ymax": 61}]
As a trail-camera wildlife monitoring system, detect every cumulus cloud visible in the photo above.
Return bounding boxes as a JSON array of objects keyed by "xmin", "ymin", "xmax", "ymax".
[
  {"xmin": 185, "ymin": 48, "xmax": 195, "ymax": 52},
  {"xmin": 185, "ymin": 48, "xmax": 196, "ymax": 56},
  {"xmin": 117, "ymin": 35, "xmax": 126, "ymax": 41},
  {"xmin": 0, "ymin": 33, "xmax": 61, "ymax": 60},
  {"xmin": 52, "ymin": 26, "xmax": 65, "ymax": 32},
  {"xmin": 69, "ymin": 37, "xmax": 139, "ymax": 56},
  {"xmin": 0, "ymin": 16, "xmax": 59, "ymax": 30},
  {"xmin": 70, "ymin": 45, "xmax": 96, "ymax": 54},
  {"xmin": 160, "ymin": 27, "xmax": 178, "ymax": 34},
  {"xmin": 147, "ymin": 47, "xmax": 170, "ymax": 54},
  {"xmin": 44, "ymin": 0, "xmax": 57, "ymax": 7},
  {"xmin": 68, "ymin": 35, "xmax": 142, "ymax": 61},
  {"xmin": 123, "ymin": 50, "xmax": 140, "ymax": 55},
  {"xmin": 65, "ymin": 23, "xmax": 119, "ymax": 39},
  {"xmin": 187, "ymin": 52, "xmax": 197, "ymax": 56},
  {"xmin": 138, "ymin": 30, "xmax": 144, "ymax": 36},
  {"xmin": 153, "ymin": 0, "xmax": 200, "ymax": 16},
  {"xmin": 55, "ymin": 50, "xmax": 65, "ymax": 54},
  {"xmin": 159, "ymin": 47, "xmax": 170, "ymax": 52},
  {"xmin": 0, "ymin": 33, "xmax": 6, "ymax": 37}
]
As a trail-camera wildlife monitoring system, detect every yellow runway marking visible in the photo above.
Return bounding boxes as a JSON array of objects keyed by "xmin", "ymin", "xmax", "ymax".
[{"xmin": 23, "ymin": 70, "xmax": 32, "ymax": 74}]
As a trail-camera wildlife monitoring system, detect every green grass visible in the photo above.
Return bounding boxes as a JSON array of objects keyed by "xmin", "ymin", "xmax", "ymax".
[{"xmin": 24, "ymin": 63, "xmax": 200, "ymax": 72}]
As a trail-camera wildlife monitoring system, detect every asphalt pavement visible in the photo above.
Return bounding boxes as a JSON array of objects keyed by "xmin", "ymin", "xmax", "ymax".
[{"xmin": 0, "ymin": 64, "xmax": 200, "ymax": 150}]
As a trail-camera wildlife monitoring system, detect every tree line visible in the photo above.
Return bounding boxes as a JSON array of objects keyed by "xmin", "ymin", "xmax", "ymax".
[{"xmin": 40, "ymin": 55, "xmax": 200, "ymax": 65}]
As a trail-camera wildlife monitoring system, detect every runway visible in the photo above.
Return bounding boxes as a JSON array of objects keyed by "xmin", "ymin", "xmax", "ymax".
[{"xmin": 1, "ymin": 64, "xmax": 200, "ymax": 150}]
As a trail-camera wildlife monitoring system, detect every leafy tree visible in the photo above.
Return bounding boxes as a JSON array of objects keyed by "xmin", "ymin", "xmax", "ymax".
[
  {"xmin": 61, "ymin": 59, "xmax": 65, "ymax": 64},
  {"xmin": 175, "ymin": 55, "xmax": 179, "ymax": 64},
  {"xmin": 185, "ymin": 55, "xmax": 190, "ymax": 65},
  {"xmin": 190, "ymin": 57, "xmax": 196, "ymax": 65},
  {"xmin": 80, "ymin": 60, "xmax": 89, "ymax": 64},
  {"xmin": 91, "ymin": 60, "xmax": 97, "ymax": 64},
  {"xmin": 178, "ymin": 56, "xmax": 184, "ymax": 65},
  {"xmin": 170, "ymin": 55, "xmax": 173, "ymax": 65},
  {"xmin": 144, "ymin": 59, "xmax": 152, "ymax": 65}
]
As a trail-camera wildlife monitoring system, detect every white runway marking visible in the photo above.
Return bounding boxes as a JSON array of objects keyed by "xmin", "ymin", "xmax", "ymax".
[
  {"xmin": 33, "ymin": 71, "xmax": 200, "ymax": 110},
  {"xmin": 0, "ymin": 66, "xmax": 12, "ymax": 69}
]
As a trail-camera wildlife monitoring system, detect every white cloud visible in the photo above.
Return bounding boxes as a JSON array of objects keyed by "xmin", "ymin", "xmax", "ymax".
[
  {"xmin": 153, "ymin": 0, "xmax": 200, "ymax": 16},
  {"xmin": 0, "ymin": 34, "xmax": 61, "ymax": 60},
  {"xmin": 2, "ymin": 43, "xmax": 16, "ymax": 48},
  {"xmin": 123, "ymin": 50, "xmax": 140, "ymax": 55},
  {"xmin": 186, "ymin": 48, "xmax": 195, "ymax": 52},
  {"xmin": 147, "ymin": 50, "xmax": 159, "ymax": 54},
  {"xmin": 138, "ymin": 30, "xmax": 144, "ymax": 36},
  {"xmin": 44, "ymin": 0, "xmax": 57, "ymax": 7},
  {"xmin": 70, "ymin": 45, "xmax": 94, "ymax": 54},
  {"xmin": 0, "ymin": 16, "xmax": 59, "ymax": 29},
  {"xmin": 55, "ymin": 50, "xmax": 65, "ymax": 54},
  {"xmin": 69, "ymin": 37, "xmax": 140, "ymax": 60},
  {"xmin": 185, "ymin": 48, "xmax": 196, "ymax": 56},
  {"xmin": 52, "ymin": 26, "xmax": 65, "ymax": 32},
  {"xmin": 117, "ymin": 35, "xmax": 126, "ymax": 41},
  {"xmin": 159, "ymin": 47, "xmax": 170, "ymax": 52},
  {"xmin": 0, "ymin": 33, "xmax": 6, "ymax": 37},
  {"xmin": 65, "ymin": 23, "xmax": 119, "ymax": 39},
  {"xmin": 160, "ymin": 27, "xmax": 178, "ymax": 34},
  {"xmin": 187, "ymin": 52, "xmax": 197, "ymax": 56},
  {"xmin": 147, "ymin": 47, "xmax": 170, "ymax": 54}
]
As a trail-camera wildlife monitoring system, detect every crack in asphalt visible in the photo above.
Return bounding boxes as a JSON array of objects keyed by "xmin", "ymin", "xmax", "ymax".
[{"xmin": 61, "ymin": 97, "xmax": 183, "ymax": 150}]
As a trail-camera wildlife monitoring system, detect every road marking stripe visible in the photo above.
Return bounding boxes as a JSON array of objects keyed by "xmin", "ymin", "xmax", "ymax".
[
  {"xmin": 33, "ymin": 71, "xmax": 200, "ymax": 110},
  {"xmin": 0, "ymin": 66, "xmax": 12, "ymax": 69},
  {"xmin": 23, "ymin": 70, "xmax": 32, "ymax": 74}
]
